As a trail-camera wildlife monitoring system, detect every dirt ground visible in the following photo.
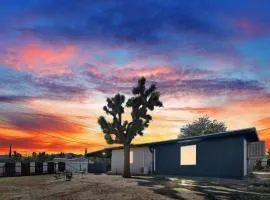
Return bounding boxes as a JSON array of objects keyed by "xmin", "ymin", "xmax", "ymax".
[{"xmin": 0, "ymin": 174, "xmax": 270, "ymax": 200}]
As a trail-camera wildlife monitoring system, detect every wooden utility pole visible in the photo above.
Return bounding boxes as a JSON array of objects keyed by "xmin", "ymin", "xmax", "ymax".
[{"xmin": 9, "ymin": 144, "xmax": 12, "ymax": 158}]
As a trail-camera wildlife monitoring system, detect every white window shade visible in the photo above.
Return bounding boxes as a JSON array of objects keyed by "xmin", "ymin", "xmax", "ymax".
[
  {"xmin": 130, "ymin": 151, "xmax": 133, "ymax": 164},
  {"xmin": 180, "ymin": 145, "xmax": 196, "ymax": 165}
]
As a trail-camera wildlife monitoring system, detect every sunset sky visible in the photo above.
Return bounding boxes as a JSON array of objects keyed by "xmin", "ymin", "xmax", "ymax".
[{"xmin": 0, "ymin": 0, "xmax": 269, "ymax": 155}]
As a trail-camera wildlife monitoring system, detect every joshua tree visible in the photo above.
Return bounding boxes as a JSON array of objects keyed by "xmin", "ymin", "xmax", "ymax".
[{"xmin": 98, "ymin": 77, "xmax": 163, "ymax": 178}]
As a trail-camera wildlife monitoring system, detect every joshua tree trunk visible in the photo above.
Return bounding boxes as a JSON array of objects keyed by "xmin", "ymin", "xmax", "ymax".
[{"xmin": 123, "ymin": 143, "xmax": 131, "ymax": 178}]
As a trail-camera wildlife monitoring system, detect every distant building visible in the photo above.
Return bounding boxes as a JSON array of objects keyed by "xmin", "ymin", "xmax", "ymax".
[{"xmin": 53, "ymin": 157, "xmax": 92, "ymax": 173}]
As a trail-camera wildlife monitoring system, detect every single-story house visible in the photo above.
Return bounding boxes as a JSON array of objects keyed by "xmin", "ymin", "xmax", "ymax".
[{"xmin": 107, "ymin": 128, "xmax": 266, "ymax": 179}]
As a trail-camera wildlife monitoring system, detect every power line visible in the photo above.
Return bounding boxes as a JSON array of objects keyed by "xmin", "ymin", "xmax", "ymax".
[
  {"xmin": 34, "ymin": 129, "xmax": 108, "ymax": 147},
  {"xmin": 0, "ymin": 105, "xmax": 110, "ymax": 151},
  {"xmin": 0, "ymin": 111, "xmax": 101, "ymax": 133},
  {"xmin": 0, "ymin": 123, "xmax": 108, "ymax": 148},
  {"xmin": 0, "ymin": 117, "xmax": 109, "ymax": 150},
  {"xmin": 0, "ymin": 104, "xmax": 102, "ymax": 132}
]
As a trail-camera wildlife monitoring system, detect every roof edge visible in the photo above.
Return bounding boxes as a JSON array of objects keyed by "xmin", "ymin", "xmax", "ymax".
[{"xmin": 103, "ymin": 127, "xmax": 259, "ymax": 151}]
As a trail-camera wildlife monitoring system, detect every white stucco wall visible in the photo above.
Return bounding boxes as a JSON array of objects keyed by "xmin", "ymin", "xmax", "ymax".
[{"xmin": 111, "ymin": 146, "xmax": 152, "ymax": 175}]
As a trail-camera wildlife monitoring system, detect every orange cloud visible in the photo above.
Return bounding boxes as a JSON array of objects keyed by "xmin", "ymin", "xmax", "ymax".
[
  {"xmin": 256, "ymin": 117, "xmax": 270, "ymax": 150},
  {"xmin": 2, "ymin": 44, "xmax": 77, "ymax": 75},
  {"xmin": 166, "ymin": 106, "xmax": 226, "ymax": 115},
  {"xmin": 257, "ymin": 130, "xmax": 270, "ymax": 150},
  {"xmin": 256, "ymin": 117, "xmax": 270, "ymax": 127},
  {"xmin": 113, "ymin": 65, "xmax": 211, "ymax": 81},
  {"xmin": 161, "ymin": 97, "xmax": 270, "ymax": 150},
  {"xmin": 1, "ymin": 85, "xmax": 269, "ymax": 154},
  {"xmin": 2, "ymin": 112, "xmax": 84, "ymax": 135},
  {"xmin": 0, "ymin": 132, "xmax": 108, "ymax": 155},
  {"xmin": 135, "ymin": 66, "xmax": 172, "ymax": 78}
]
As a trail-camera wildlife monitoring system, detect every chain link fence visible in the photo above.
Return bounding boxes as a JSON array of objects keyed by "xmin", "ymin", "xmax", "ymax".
[{"xmin": 0, "ymin": 161, "xmax": 58, "ymax": 177}]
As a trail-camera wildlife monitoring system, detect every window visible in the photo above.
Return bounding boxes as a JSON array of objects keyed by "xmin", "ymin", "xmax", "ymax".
[
  {"xmin": 180, "ymin": 145, "xmax": 196, "ymax": 165},
  {"xmin": 130, "ymin": 151, "xmax": 133, "ymax": 164}
]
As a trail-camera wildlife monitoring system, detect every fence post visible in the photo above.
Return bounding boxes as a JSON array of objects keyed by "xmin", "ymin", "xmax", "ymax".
[
  {"xmin": 43, "ymin": 162, "xmax": 48, "ymax": 174},
  {"xmin": 30, "ymin": 162, "xmax": 35, "ymax": 175},
  {"xmin": 15, "ymin": 162, "xmax": 21, "ymax": 176},
  {"xmin": 0, "ymin": 163, "xmax": 4, "ymax": 176}
]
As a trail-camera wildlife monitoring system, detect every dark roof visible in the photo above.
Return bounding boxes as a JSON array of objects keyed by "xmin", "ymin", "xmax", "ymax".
[
  {"xmin": 102, "ymin": 127, "xmax": 259, "ymax": 151},
  {"xmin": 86, "ymin": 148, "xmax": 112, "ymax": 157}
]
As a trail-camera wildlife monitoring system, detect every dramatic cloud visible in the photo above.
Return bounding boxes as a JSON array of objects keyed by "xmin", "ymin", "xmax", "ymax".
[
  {"xmin": 0, "ymin": 135, "xmax": 107, "ymax": 154},
  {"xmin": 31, "ymin": 76, "xmax": 89, "ymax": 101},
  {"xmin": 0, "ymin": 136, "xmax": 38, "ymax": 150},
  {"xmin": 164, "ymin": 106, "xmax": 226, "ymax": 115},
  {"xmin": 18, "ymin": 0, "xmax": 222, "ymax": 43},
  {"xmin": 1, "ymin": 44, "xmax": 77, "ymax": 75},
  {"xmin": 0, "ymin": 68, "xmax": 90, "ymax": 102},
  {"xmin": 85, "ymin": 65, "xmax": 265, "ymax": 97},
  {"xmin": 0, "ymin": 95, "xmax": 37, "ymax": 103},
  {"xmin": 85, "ymin": 64, "xmax": 213, "ymax": 82},
  {"xmin": 0, "ymin": 0, "xmax": 270, "ymax": 153},
  {"xmin": 256, "ymin": 118, "xmax": 270, "ymax": 149},
  {"xmin": 162, "ymin": 98, "xmax": 270, "ymax": 149},
  {"xmin": 233, "ymin": 18, "xmax": 270, "ymax": 37},
  {"xmin": 257, "ymin": 117, "xmax": 270, "ymax": 127},
  {"xmin": 0, "ymin": 0, "xmax": 246, "ymax": 65},
  {"xmin": 1, "ymin": 112, "xmax": 85, "ymax": 136}
]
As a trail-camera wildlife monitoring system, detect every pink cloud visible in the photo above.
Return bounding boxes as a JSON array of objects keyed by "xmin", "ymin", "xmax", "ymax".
[
  {"xmin": 85, "ymin": 64, "xmax": 104, "ymax": 78},
  {"xmin": 87, "ymin": 64, "xmax": 212, "ymax": 83},
  {"xmin": 116, "ymin": 66, "xmax": 177, "ymax": 81},
  {"xmin": 1, "ymin": 43, "xmax": 77, "ymax": 75},
  {"xmin": 234, "ymin": 18, "xmax": 270, "ymax": 36},
  {"xmin": 235, "ymin": 19, "xmax": 256, "ymax": 33},
  {"xmin": 165, "ymin": 106, "xmax": 226, "ymax": 115}
]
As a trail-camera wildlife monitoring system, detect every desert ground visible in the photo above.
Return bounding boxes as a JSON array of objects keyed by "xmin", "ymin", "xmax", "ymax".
[{"xmin": 0, "ymin": 174, "xmax": 270, "ymax": 200}]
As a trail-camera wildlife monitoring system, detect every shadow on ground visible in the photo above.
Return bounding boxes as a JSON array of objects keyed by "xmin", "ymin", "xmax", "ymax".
[
  {"xmin": 135, "ymin": 176, "xmax": 185, "ymax": 200},
  {"xmin": 133, "ymin": 176, "xmax": 268, "ymax": 200}
]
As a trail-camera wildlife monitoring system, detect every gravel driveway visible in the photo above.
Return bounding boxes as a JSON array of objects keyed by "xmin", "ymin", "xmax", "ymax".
[{"xmin": 0, "ymin": 174, "xmax": 269, "ymax": 200}]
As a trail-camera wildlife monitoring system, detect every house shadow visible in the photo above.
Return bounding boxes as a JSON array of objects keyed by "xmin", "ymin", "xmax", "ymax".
[{"xmin": 133, "ymin": 176, "xmax": 185, "ymax": 200}]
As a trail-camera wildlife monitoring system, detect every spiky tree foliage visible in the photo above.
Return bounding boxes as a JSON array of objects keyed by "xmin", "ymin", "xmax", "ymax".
[
  {"xmin": 98, "ymin": 77, "xmax": 163, "ymax": 178},
  {"xmin": 178, "ymin": 116, "xmax": 227, "ymax": 138}
]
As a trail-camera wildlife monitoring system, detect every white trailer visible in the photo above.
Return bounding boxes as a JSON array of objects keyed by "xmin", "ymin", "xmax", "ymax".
[{"xmin": 53, "ymin": 157, "xmax": 92, "ymax": 173}]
